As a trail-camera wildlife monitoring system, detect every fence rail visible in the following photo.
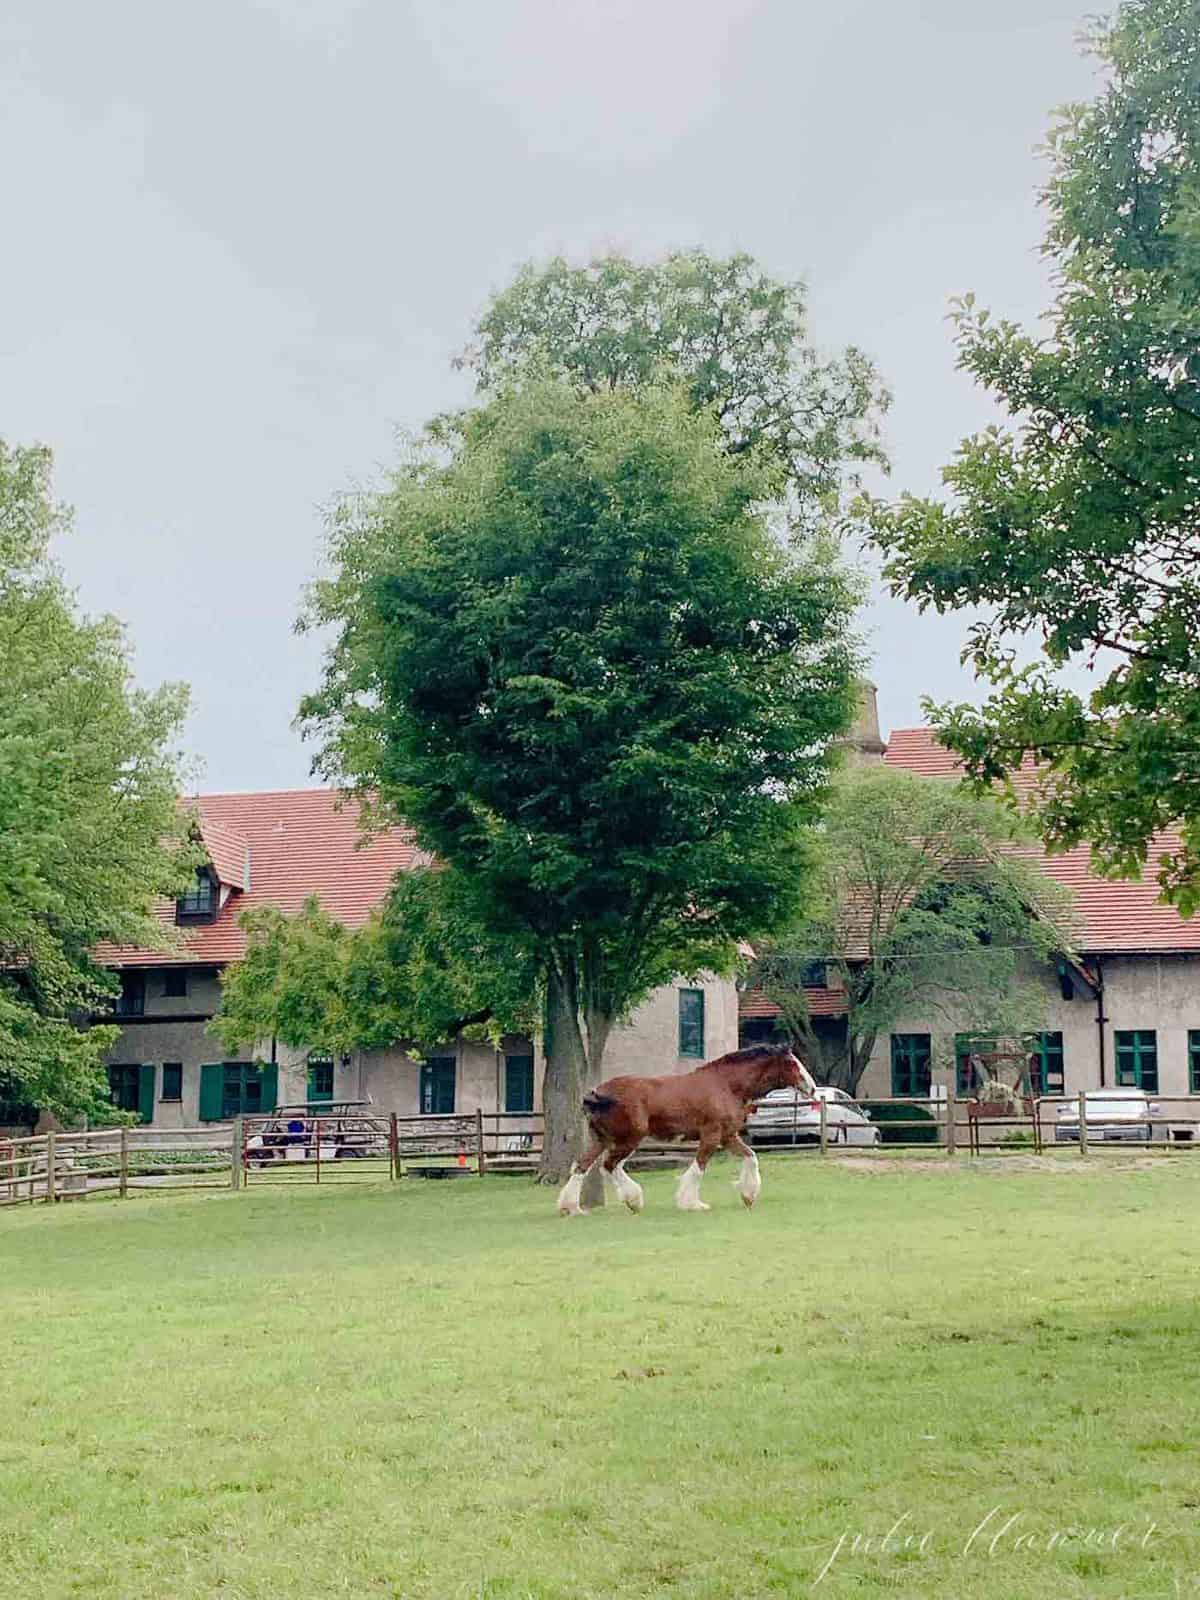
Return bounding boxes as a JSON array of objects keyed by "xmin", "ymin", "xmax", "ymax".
[{"xmin": 6, "ymin": 1089, "xmax": 1197, "ymax": 1209}]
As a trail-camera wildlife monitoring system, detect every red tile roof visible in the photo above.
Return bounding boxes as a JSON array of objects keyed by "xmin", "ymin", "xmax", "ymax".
[
  {"xmin": 740, "ymin": 986, "xmax": 848, "ymax": 1021},
  {"xmin": 884, "ymin": 728, "xmax": 1200, "ymax": 954},
  {"xmin": 197, "ymin": 817, "xmax": 251, "ymax": 891},
  {"xmin": 99, "ymin": 790, "xmax": 418, "ymax": 968}
]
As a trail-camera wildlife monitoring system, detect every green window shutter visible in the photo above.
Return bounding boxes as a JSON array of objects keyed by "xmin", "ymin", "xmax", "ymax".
[
  {"xmin": 199, "ymin": 1064, "xmax": 224, "ymax": 1121},
  {"xmin": 260, "ymin": 1063, "xmax": 278, "ymax": 1113},
  {"xmin": 137, "ymin": 1064, "xmax": 156, "ymax": 1125}
]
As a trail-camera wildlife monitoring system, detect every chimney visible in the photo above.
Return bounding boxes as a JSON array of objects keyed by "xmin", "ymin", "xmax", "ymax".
[{"xmin": 837, "ymin": 679, "xmax": 886, "ymax": 765}]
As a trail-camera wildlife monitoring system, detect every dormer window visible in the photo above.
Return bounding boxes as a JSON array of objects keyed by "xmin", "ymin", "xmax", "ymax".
[{"xmin": 176, "ymin": 866, "xmax": 218, "ymax": 922}]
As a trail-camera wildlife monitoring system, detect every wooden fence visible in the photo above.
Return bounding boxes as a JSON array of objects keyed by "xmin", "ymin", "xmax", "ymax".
[{"xmin": 6, "ymin": 1091, "xmax": 1198, "ymax": 1208}]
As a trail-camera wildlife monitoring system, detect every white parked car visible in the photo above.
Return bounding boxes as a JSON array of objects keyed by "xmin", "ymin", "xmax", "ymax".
[
  {"xmin": 1054, "ymin": 1086, "xmax": 1160, "ymax": 1143},
  {"xmin": 747, "ymin": 1085, "xmax": 880, "ymax": 1147}
]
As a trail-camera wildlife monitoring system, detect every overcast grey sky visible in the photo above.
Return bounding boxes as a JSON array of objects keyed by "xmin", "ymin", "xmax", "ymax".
[{"xmin": 2, "ymin": 0, "xmax": 1102, "ymax": 792}]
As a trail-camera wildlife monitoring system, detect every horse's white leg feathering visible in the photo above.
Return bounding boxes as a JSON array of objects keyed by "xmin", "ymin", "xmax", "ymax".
[
  {"xmin": 733, "ymin": 1151, "xmax": 761, "ymax": 1209},
  {"xmin": 675, "ymin": 1159, "xmax": 710, "ymax": 1211},
  {"xmin": 611, "ymin": 1159, "xmax": 644, "ymax": 1213},
  {"xmin": 557, "ymin": 1165, "xmax": 586, "ymax": 1216}
]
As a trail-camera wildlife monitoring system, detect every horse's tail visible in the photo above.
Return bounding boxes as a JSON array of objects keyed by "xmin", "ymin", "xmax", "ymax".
[{"xmin": 583, "ymin": 1090, "xmax": 617, "ymax": 1116}]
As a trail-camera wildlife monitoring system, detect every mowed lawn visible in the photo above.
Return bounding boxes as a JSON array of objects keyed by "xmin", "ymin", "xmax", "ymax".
[{"xmin": 3, "ymin": 1157, "xmax": 1200, "ymax": 1599}]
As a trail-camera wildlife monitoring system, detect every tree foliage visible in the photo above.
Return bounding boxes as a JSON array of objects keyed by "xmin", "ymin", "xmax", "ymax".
[
  {"xmin": 867, "ymin": 0, "xmax": 1200, "ymax": 909},
  {"xmin": 750, "ymin": 767, "xmax": 1077, "ymax": 1093},
  {"xmin": 463, "ymin": 251, "xmax": 889, "ymax": 536},
  {"xmin": 0, "ymin": 442, "xmax": 194, "ymax": 1120},
  {"xmin": 300, "ymin": 378, "xmax": 860, "ymax": 1176},
  {"xmin": 213, "ymin": 872, "xmax": 538, "ymax": 1060}
]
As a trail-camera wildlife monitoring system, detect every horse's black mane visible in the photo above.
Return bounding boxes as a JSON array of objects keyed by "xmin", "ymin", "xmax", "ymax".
[{"xmin": 712, "ymin": 1043, "xmax": 794, "ymax": 1067}]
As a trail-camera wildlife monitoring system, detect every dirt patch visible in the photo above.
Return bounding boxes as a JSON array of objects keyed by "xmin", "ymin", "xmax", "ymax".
[{"xmin": 827, "ymin": 1154, "xmax": 1166, "ymax": 1176}]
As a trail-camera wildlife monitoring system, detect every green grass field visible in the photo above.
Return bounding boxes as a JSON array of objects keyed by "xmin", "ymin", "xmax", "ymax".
[{"xmin": 3, "ymin": 1155, "xmax": 1200, "ymax": 1599}]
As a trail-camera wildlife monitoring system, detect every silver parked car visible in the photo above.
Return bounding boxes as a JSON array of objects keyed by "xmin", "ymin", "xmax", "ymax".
[
  {"xmin": 1054, "ymin": 1086, "xmax": 1160, "ymax": 1143},
  {"xmin": 747, "ymin": 1084, "xmax": 881, "ymax": 1147}
]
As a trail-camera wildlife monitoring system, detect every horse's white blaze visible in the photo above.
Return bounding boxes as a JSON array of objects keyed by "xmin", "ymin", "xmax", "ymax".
[
  {"xmin": 612, "ymin": 1159, "xmax": 644, "ymax": 1213},
  {"xmin": 675, "ymin": 1159, "xmax": 709, "ymax": 1211},
  {"xmin": 734, "ymin": 1151, "xmax": 761, "ymax": 1208},
  {"xmin": 557, "ymin": 1166, "xmax": 585, "ymax": 1216}
]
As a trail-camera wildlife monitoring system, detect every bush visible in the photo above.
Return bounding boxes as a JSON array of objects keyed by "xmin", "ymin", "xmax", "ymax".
[{"xmin": 862, "ymin": 1101, "xmax": 939, "ymax": 1145}]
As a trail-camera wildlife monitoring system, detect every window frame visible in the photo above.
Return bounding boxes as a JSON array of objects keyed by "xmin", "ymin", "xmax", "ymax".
[
  {"xmin": 108, "ymin": 1063, "xmax": 142, "ymax": 1114},
  {"xmin": 1190, "ymin": 1031, "xmax": 1200, "ymax": 1095},
  {"xmin": 890, "ymin": 1033, "xmax": 932, "ymax": 1098},
  {"xmin": 222, "ymin": 1063, "xmax": 265, "ymax": 1119},
  {"xmin": 1114, "ymin": 1029, "xmax": 1158, "ymax": 1093},
  {"xmin": 1030, "ymin": 1031, "xmax": 1065, "ymax": 1097},
  {"xmin": 115, "ymin": 971, "xmax": 145, "ymax": 1018},
  {"xmin": 176, "ymin": 867, "xmax": 218, "ymax": 923},
  {"xmin": 504, "ymin": 1055, "xmax": 535, "ymax": 1114},
  {"xmin": 678, "ymin": 988, "xmax": 705, "ymax": 1059},
  {"xmin": 162, "ymin": 970, "xmax": 189, "ymax": 999},
  {"xmin": 419, "ymin": 1057, "xmax": 456, "ymax": 1116},
  {"xmin": 307, "ymin": 1054, "xmax": 335, "ymax": 1104},
  {"xmin": 160, "ymin": 1063, "xmax": 183, "ymax": 1102}
]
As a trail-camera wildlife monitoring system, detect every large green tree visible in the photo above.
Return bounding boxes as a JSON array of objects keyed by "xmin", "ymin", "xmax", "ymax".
[
  {"xmin": 0, "ymin": 442, "xmax": 194, "ymax": 1121},
  {"xmin": 868, "ymin": 0, "xmax": 1200, "ymax": 910},
  {"xmin": 300, "ymin": 380, "xmax": 859, "ymax": 1180},
  {"xmin": 463, "ymin": 250, "xmax": 889, "ymax": 535},
  {"xmin": 750, "ymin": 766, "xmax": 1076, "ymax": 1094}
]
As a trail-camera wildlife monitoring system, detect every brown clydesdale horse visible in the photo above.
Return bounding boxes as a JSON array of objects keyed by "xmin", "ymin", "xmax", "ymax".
[{"xmin": 557, "ymin": 1043, "xmax": 815, "ymax": 1216}]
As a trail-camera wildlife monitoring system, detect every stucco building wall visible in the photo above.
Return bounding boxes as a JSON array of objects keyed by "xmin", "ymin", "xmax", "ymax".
[{"xmin": 99, "ymin": 968, "xmax": 741, "ymax": 1128}]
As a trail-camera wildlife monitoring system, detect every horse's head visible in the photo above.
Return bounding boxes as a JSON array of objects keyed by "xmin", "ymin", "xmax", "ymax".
[{"xmin": 765, "ymin": 1047, "xmax": 817, "ymax": 1097}]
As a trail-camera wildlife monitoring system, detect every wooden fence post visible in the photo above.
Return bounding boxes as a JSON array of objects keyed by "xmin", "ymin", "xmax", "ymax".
[
  {"xmin": 818, "ymin": 1093, "xmax": 828, "ymax": 1155},
  {"xmin": 119, "ymin": 1126, "xmax": 129, "ymax": 1199},
  {"xmin": 945, "ymin": 1088, "xmax": 957, "ymax": 1157},
  {"xmin": 1078, "ymin": 1092, "xmax": 1089, "ymax": 1157},
  {"xmin": 231, "ymin": 1117, "xmax": 244, "ymax": 1191},
  {"xmin": 389, "ymin": 1113, "xmax": 399, "ymax": 1181},
  {"xmin": 45, "ymin": 1129, "xmax": 57, "ymax": 1205},
  {"xmin": 476, "ymin": 1108, "xmax": 486, "ymax": 1176}
]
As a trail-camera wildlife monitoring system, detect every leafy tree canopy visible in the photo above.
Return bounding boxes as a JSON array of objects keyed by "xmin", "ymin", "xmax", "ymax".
[
  {"xmin": 750, "ymin": 766, "xmax": 1077, "ymax": 1093},
  {"xmin": 299, "ymin": 378, "xmax": 860, "ymax": 1176},
  {"xmin": 462, "ymin": 250, "xmax": 889, "ymax": 535},
  {"xmin": 0, "ymin": 442, "xmax": 194, "ymax": 1120},
  {"xmin": 213, "ymin": 872, "xmax": 539, "ymax": 1060},
  {"xmin": 867, "ymin": 0, "xmax": 1200, "ymax": 909}
]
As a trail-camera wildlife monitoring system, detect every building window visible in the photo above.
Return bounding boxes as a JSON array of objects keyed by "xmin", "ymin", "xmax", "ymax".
[
  {"xmin": 222, "ymin": 1064, "xmax": 264, "ymax": 1119},
  {"xmin": 107, "ymin": 1064, "xmax": 153, "ymax": 1122},
  {"xmin": 505, "ymin": 1055, "xmax": 535, "ymax": 1113},
  {"xmin": 307, "ymin": 1054, "xmax": 335, "ymax": 1103},
  {"xmin": 954, "ymin": 1035, "xmax": 995, "ymax": 1096},
  {"xmin": 115, "ymin": 972, "xmax": 145, "ymax": 1017},
  {"xmin": 420, "ymin": 1058, "xmax": 456, "ymax": 1115},
  {"xmin": 1115, "ymin": 1029, "xmax": 1158, "ymax": 1092},
  {"xmin": 1190, "ymin": 1032, "xmax": 1200, "ymax": 1094},
  {"xmin": 161, "ymin": 1063, "xmax": 183, "ymax": 1102},
  {"xmin": 163, "ymin": 970, "xmax": 188, "ymax": 999},
  {"xmin": 199, "ymin": 1062, "xmax": 276, "ymax": 1121},
  {"xmin": 678, "ymin": 989, "xmax": 705, "ymax": 1058},
  {"xmin": 108, "ymin": 1064, "xmax": 142, "ymax": 1113},
  {"xmin": 176, "ymin": 868, "xmax": 217, "ymax": 921},
  {"xmin": 1030, "ymin": 1032, "xmax": 1065, "ymax": 1096},
  {"xmin": 891, "ymin": 1034, "xmax": 932, "ymax": 1097}
]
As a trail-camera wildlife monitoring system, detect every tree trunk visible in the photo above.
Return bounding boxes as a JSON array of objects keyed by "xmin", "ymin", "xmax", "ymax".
[
  {"xmin": 538, "ymin": 960, "xmax": 604, "ymax": 1206},
  {"xmin": 845, "ymin": 1030, "xmax": 877, "ymax": 1097}
]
